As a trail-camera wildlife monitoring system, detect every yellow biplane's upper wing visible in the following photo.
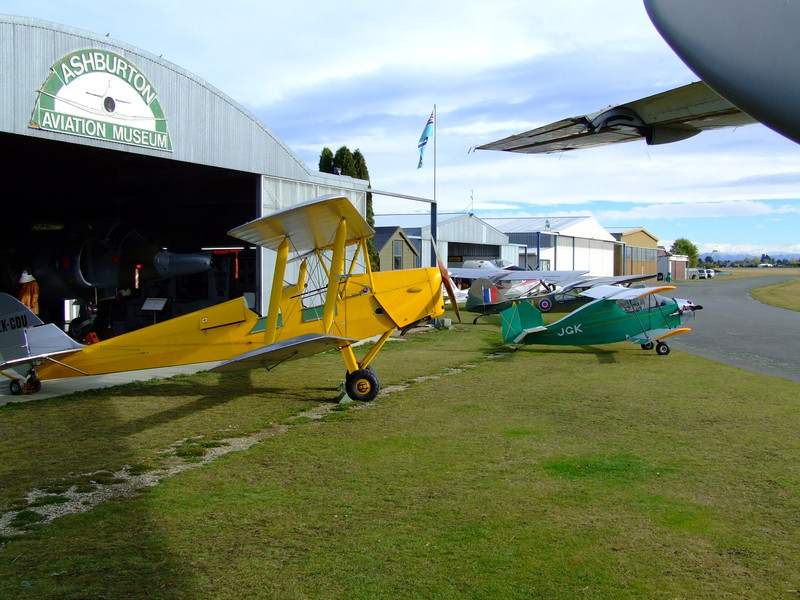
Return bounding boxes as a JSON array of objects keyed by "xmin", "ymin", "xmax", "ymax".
[
  {"xmin": 228, "ymin": 195, "xmax": 374, "ymax": 253},
  {"xmin": 477, "ymin": 81, "xmax": 757, "ymax": 154}
]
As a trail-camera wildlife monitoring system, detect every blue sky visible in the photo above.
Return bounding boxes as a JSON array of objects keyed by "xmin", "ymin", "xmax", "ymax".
[{"xmin": 5, "ymin": 0, "xmax": 799, "ymax": 255}]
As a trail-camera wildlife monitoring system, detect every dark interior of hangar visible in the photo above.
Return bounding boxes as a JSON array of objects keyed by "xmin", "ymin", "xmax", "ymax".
[{"xmin": 1, "ymin": 132, "xmax": 260, "ymax": 337}]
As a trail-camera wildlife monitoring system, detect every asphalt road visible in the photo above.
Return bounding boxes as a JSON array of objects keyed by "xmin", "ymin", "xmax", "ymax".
[{"xmin": 668, "ymin": 276, "xmax": 800, "ymax": 384}]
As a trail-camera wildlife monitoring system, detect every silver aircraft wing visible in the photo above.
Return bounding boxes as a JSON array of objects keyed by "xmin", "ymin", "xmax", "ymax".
[{"xmin": 477, "ymin": 81, "xmax": 756, "ymax": 154}]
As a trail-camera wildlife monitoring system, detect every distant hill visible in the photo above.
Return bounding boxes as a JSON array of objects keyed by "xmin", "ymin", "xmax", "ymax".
[{"xmin": 701, "ymin": 252, "xmax": 799, "ymax": 263}]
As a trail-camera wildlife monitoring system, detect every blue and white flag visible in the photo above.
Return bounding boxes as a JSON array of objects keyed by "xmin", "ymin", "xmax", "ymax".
[{"xmin": 417, "ymin": 110, "xmax": 434, "ymax": 168}]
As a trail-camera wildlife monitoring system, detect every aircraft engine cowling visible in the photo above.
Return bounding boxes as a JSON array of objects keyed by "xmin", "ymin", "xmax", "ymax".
[{"xmin": 645, "ymin": 126, "xmax": 701, "ymax": 145}]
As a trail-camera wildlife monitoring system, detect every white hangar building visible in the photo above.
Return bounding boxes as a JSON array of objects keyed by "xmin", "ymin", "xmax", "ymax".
[
  {"xmin": 373, "ymin": 213, "xmax": 520, "ymax": 269},
  {"xmin": 1, "ymin": 15, "xmax": 370, "ymax": 330},
  {"xmin": 483, "ymin": 216, "xmax": 617, "ymax": 276}
]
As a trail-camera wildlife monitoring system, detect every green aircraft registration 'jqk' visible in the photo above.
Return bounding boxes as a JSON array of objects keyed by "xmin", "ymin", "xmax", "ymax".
[{"xmin": 500, "ymin": 284, "xmax": 702, "ymax": 355}]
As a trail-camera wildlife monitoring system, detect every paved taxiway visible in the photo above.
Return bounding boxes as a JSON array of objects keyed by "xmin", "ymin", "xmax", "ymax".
[
  {"xmin": 1, "ymin": 362, "xmax": 222, "ymax": 404},
  {"xmin": 670, "ymin": 276, "xmax": 800, "ymax": 384}
]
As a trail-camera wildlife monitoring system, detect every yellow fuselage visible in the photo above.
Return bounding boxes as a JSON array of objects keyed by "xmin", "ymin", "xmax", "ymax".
[{"xmin": 37, "ymin": 267, "xmax": 444, "ymax": 380}]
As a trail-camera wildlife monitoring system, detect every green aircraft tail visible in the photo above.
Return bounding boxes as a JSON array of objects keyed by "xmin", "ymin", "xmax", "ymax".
[{"xmin": 500, "ymin": 301, "xmax": 544, "ymax": 344}]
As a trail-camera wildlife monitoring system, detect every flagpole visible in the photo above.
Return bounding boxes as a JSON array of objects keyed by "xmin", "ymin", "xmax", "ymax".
[{"xmin": 431, "ymin": 104, "xmax": 437, "ymax": 267}]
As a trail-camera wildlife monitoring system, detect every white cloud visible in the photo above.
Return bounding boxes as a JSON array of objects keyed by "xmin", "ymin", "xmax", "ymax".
[{"xmin": 594, "ymin": 200, "xmax": 800, "ymax": 223}]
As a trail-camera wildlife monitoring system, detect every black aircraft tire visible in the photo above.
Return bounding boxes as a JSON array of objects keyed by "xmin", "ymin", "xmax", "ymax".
[
  {"xmin": 345, "ymin": 369, "xmax": 380, "ymax": 402},
  {"xmin": 641, "ymin": 342, "xmax": 655, "ymax": 350},
  {"xmin": 656, "ymin": 342, "xmax": 670, "ymax": 356},
  {"xmin": 9, "ymin": 379, "xmax": 23, "ymax": 395}
]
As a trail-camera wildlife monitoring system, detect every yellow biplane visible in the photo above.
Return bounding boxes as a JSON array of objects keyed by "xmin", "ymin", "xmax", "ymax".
[{"xmin": 1, "ymin": 195, "xmax": 458, "ymax": 401}]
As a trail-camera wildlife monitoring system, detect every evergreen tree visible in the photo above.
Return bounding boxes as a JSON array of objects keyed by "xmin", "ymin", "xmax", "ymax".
[
  {"xmin": 318, "ymin": 146, "xmax": 380, "ymax": 270},
  {"xmin": 352, "ymin": 150, "xmax": 381, "ymax": 270},
  {"xmin": 318, "ymin": 147, "xmax": 334, "ymax": 173},
  {"xmin": 669, "ymin": 238, "xmax": 700, "ymax": 267},
  {"xmin": 333, "ymin": 146, "xmax": 356, "ymax": 177}
]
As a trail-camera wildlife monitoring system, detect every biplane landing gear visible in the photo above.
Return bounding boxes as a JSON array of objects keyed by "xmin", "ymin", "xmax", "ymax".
[
  {"xmin": 345, "ymin": 368, "xmax": 380, "ymax": 402},
  {"xmin": 9, "ymin": 379, "xmax": 23, "ymax": 395},
  {"xmin": 655, "ymin": 342, "xmax": 670, "ymax": 356},
  {"xmin": 641, "ymin": 342, "xmax": 655, "ymax": 350}
]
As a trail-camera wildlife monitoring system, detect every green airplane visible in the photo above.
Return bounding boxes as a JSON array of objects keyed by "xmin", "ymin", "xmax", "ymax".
[{"xmin": 500, "ymin": 284, "xmax": 702, "ymax": 355}]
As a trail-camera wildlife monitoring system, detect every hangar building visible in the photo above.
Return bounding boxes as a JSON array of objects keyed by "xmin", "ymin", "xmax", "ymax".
[
  {"xmin": 483, "ymin": 216, "xmax": 617, "ymax": 275},
  {"xmin": 373, "ymin": 213, "xmax": 519, "ymax": 268},
  {"xmin": 1, "ymin": 15, "xmax": 369, "ymax": 334}
]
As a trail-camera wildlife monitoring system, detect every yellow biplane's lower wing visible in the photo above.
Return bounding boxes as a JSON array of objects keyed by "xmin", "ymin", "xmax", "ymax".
[{"xmin": 210, "ymin": 333, "xmax": 357, "ymax": 373}]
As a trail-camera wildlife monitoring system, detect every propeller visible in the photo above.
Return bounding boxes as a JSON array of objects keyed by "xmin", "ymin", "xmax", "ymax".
[{"xmin": 431, "ymin": 237, "xmax": 461, "ymax": 322}]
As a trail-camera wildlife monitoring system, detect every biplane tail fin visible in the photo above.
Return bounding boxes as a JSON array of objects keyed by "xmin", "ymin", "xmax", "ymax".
[
  {"xmin": 0, "ymin": 293, "xmax": 46, "ymax": 364},
  {"xmin": 466, "ymin": 278, "xmax": 508, "ymax": 312},
  {"xmin": 0, "ymin": 293, "xmax": 83, "ymax": 369},
  {"xmin": 499, "ymin": 300, "xmax": 546, "ymax": 345}
]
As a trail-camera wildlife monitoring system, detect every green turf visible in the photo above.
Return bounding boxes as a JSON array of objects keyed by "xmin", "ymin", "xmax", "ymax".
[{"xmin": 1, "ymin": 316, "xmax": 799, "ymax": 599}]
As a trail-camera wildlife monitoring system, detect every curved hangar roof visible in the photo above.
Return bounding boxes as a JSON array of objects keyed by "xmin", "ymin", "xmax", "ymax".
[{"xmin": 0, "ymin": 15, "xmax": 366, "ymax": 249}]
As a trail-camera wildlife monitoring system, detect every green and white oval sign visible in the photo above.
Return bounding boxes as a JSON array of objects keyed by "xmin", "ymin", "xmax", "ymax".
[{"xmin": 31, "ymin": 49, "xmax": 172, "ymax": 152}]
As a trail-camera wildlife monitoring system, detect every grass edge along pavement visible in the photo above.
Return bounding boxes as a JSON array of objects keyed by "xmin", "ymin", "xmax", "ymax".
[{"xmin": 2, "ymin": 316, "xmax": 800, "ymax": 598}]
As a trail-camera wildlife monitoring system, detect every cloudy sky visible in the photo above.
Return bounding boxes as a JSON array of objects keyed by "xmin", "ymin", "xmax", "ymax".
[{"xmin": 6, "ymin": 0, "xmax": 800, "ymax": 256}]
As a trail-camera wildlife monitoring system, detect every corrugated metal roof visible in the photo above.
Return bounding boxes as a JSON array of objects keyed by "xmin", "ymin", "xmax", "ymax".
[
  {"xmin": 483, "ymin": 216, "xmax": 589, "ymax": 234},
  {"xmin": 374, "ymin": 213, "xmax": 464, "ymax": 231}
]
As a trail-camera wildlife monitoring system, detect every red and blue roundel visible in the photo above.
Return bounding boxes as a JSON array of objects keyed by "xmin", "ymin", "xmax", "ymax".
[{"xmin": 538, "ymin": 297, "xmax": 552, "ymax": 311}]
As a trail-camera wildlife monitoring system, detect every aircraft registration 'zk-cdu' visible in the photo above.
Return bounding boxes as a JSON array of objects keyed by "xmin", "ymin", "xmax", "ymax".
[{"xmin": 0, "ymin": 195, "xmax": 460, "ymax": 401}]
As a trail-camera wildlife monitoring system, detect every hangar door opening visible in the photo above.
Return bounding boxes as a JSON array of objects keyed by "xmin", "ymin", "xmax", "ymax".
[
  {"xmin": 446, "ymin": 243, "xmax": 501, "ymax": 267},
  {"xmin": 1, "ymin": 132, "xmax": 261, "ymax": 338}
]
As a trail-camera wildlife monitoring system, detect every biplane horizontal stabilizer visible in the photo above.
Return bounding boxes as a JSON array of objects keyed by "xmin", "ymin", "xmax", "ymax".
[{"xmin": 210, "ymin": 333, "xmax": 357, "ymax": 373}]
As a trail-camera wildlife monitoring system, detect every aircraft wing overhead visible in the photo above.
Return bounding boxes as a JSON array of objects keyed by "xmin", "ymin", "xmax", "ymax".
[
  {"xmin": 228, "ymin": 195, "xmax": 374, "ymax": 253},
  {"xmin": 210, "ymin": 333, "xmax": 357, "ymax": 373},
  {"xmin": 477, "ymin": 81, "xmax": 756, "ymax": 154}
]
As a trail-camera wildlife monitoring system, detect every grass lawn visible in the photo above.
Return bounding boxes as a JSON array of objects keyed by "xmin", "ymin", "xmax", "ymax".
[
  {"xmin": 751, "ymin": 278, "xmax": 800, "ymax": 312},
  {"xmin": 2, "ymin": 315, "xmax": 800, "ymax": 599}
]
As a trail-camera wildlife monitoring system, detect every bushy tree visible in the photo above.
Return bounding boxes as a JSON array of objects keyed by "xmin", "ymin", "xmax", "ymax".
[
  {"xmin": 318, "ymin": 146, "xmax": 380, "ymax": 270},
  {"xmin": 670, "ymin": 238, "xmax": 700, "ymax": 267}
]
